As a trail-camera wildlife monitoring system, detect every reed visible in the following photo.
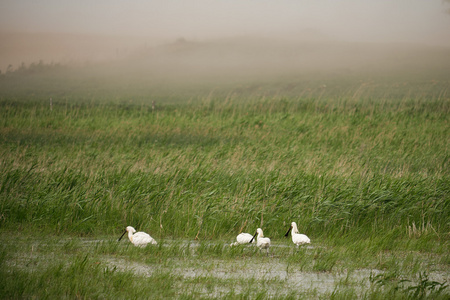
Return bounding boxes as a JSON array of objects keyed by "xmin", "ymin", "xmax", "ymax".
[{"xmin": 0, "ymin": 68, "xmax": 448, "ymax": 298}]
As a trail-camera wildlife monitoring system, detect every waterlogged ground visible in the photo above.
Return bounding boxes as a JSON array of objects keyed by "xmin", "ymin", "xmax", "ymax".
[
  {"xmin": 104, "ymin": 256, "xmax": 378, "ymax": 296},
  {"xmin": 2, "ymin": 233, "xmax": 449, "ymax": 298}
]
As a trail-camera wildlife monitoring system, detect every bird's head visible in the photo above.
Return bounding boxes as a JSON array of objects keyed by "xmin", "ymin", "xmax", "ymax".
[{"xmin": 126, "ymin": 226, "xmax": 136, "ymax": 233}]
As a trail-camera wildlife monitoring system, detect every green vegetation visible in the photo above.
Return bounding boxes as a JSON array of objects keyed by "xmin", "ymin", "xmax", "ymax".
[{"xmin": 0, "ymin": 65, "xmax": 448, "ymax": 298}]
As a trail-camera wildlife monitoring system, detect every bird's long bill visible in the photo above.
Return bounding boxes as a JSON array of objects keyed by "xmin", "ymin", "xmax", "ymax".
[
  {"xmin": 249, "ymin": 232, "xmax": 257, "ymax": 243},
  {"xmin": 284, "ymin": 226, "xmax": 292, "ymax": 237},
  {"xmin": 118, "ymin": 230, "xmax": 127, "ymax": 242}
]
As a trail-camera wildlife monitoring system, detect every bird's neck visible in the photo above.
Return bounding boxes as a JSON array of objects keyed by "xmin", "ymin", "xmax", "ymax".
[{"xmin": 128, "ymin": 231, "xmax": 134, "ymax": 240}]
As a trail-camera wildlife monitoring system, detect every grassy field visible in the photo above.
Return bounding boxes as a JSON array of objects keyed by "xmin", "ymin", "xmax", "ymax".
[{"xmin": 0, "ymin": 62, "xmax": 449, "ymax": 298}]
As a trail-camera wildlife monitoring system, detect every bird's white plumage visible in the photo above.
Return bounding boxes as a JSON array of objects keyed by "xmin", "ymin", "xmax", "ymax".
[
  {"xmin": 251, "ymin": 228, "xmax": 271, "ymax": 255},
  {"xmin": 230, "ymin": 232, "xmax": 254, "ymax": 246},
  {"xmin": 119, "ymin": 226, "xmax": 157, "ymax": 247},
  {"xmin": 288, "ymin": 222, "xmax": 310, "ymax": 246}
]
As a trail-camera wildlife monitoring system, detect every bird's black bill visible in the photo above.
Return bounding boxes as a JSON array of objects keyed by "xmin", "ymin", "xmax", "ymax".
[
  {"xmin": 118, "ymin": 230, "xmax": 127, "ymax": 242},
  {"xmin": 249, "ymin": 232, "xmax": 257, "ymax": 243},
  {"xmin": 284, "ymin": 226, "xmax": 292, "ymax": 237}
]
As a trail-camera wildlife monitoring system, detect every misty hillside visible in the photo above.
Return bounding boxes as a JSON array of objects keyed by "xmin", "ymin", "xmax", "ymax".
[
  {"xmin": 0, "ymin": 31, "xmax": 148, "ymax": 71},
  {"xmin": 1, "ymin": 32, "xmax": 449, "ymax": 102},
  {"xmin": 114, "ymin": 35, "xmax": 450, "ymax": 83},
  {"xmin": 2, "ymin": 31, "xmax": 450, "ymax": 76}
]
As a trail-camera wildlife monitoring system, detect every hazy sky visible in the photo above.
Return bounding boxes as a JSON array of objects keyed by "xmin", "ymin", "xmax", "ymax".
[{"xmin": 1, "ymin": 0, "xmax": 450, "ymax": 46}]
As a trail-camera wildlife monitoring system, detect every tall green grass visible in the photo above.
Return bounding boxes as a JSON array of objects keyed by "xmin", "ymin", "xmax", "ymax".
[
  {"xmin": 1, "ymin": 57, "xmax": 449, "ymax": 298},
  {"xmin": 1, "ymin": 91, "xmax": 448, "ymax": 252}
]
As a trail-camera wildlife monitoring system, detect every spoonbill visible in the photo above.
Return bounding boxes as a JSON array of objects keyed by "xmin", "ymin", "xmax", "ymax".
[
  {"xmin": 249, "ymin": 228, "xmax": 271, "ymax": 255},
  {"xmin": 118, "ymin": 226, "xmax": 157, "ymax": 247},
  {"xmin": 285, "ymin": 222, "xmax": 310, "ymax": 247},
  {"xmin": 230, "ymin": 232, "xmax": 255, "ymax": 246}
]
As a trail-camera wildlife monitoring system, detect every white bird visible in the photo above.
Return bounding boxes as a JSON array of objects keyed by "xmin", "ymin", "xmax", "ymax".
[
  {"xmin": 118, "ymin": 226, "xmax": 157, "ymax": 247},
  {"xmin": 230, "ymin": 232, "xmax": 255, "ymax": 246},
  {"xmin": 285, "ymin": 222, "xmax": 310, "ymax": 247},
  {"xmin": 249, "ymin": 228, "xmax": 271, "ymax": 255}
]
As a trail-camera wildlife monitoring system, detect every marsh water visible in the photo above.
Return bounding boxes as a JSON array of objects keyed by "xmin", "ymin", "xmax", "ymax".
[
  {"xmin": 99, "ymin": 239, "xmax": 448, "ymax": 296},
  {"xmin": 5, "ymin": 236, "xmax": 449, "ymax": 298}
]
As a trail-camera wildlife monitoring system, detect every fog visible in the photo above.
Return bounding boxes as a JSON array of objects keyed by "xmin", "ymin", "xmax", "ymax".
[
  {"xmin": 1, "ymin": 0, "xmax": 450, "ymax": 83},
  {"xmin": 2, "ymin": 1, "xmax": 450, "ymax": 44}
]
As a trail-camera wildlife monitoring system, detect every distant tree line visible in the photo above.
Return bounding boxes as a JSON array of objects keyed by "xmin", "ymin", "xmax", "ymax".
[{"xmin": 0, "ymin": 60, "xmax": 66, "ymax": 77}]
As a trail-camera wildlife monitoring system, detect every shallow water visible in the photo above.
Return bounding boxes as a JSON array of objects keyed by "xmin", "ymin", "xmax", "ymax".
[
  {"xmin": 6, "ymin": 236, "xmax": 449, "ymax": 297},
  {"xmin": 103, "ymin": 255, "xmax": 381, "ymax": 295}
]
